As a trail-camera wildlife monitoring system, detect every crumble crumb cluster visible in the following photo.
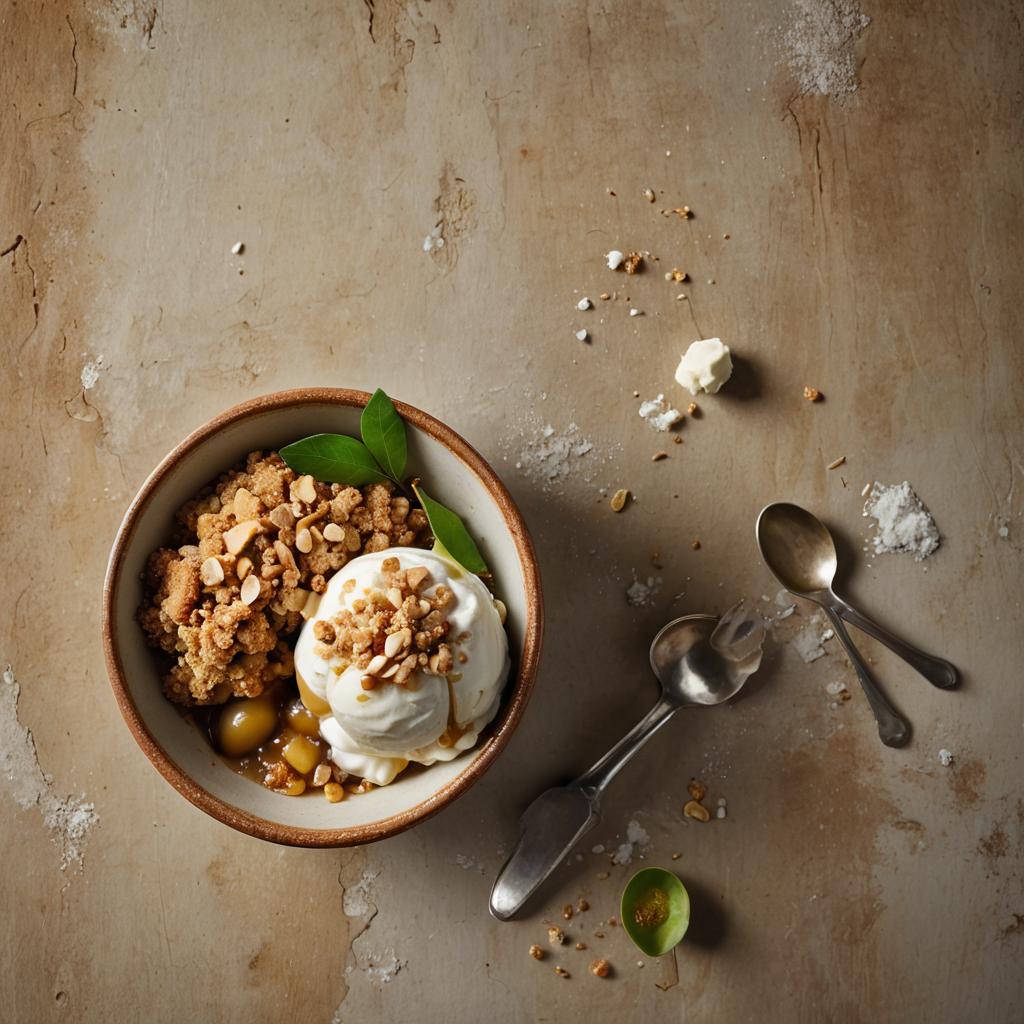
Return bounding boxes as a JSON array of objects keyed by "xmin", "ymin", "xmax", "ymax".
[
  {"xmin": 312, "ymin": 555, "xmax": 458, "ymax": 689},
  {"xmin": 138, "ymin": 451, "xmax": 431, "ymax": 706}
]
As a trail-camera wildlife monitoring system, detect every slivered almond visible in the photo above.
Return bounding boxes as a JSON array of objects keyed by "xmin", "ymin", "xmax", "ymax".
[
  {"xmin": 296, "ymin": 504, "xmax": 329, "ymax": 535},
  {"xmin": 383, "ymin": 631, "xmax": 407, "ymax": 659},
  {"xmin": 387, "ymin": 587, "xmax": 404, "ymax": 610},
  {"xmin": 224, "ymin": 520, "xmax": 261, "ymax": 555},
  {"xmin": 295, "ymin": 528, "xmax": 313, "ymax": 553},
  {"xmin": 200, "ymin": 556, "xmax": 225, "ymax": 587},
  {"xmin": 366, "ymin": 654, "xmax": 390, "ymax": 675},
  {"xmin": 322, "ymin": 522, "xmax": 344, "ymax": 543},
  {"xmin": 236, "ymin": 556, "xmax": 253, "ymax": 581},
  {"xmin": 610, "ymin": 489, "xmax": 630, "ymax": 513},
  {"xmin": 273, "ymin": 540, "xmax": 297, "ymax": 571},
  {"xmin": 292, "ymin": 475, "xmax": 317, "ymax": 504},
  {"xmin": 683, "ymin": 800, "xmax": 710, "ymax": 822},
  {"xmin": 240, "ymin": 574, "xmax": 261, "ymax": 606},
  {"xmin": 380, "ymin": 662, "xmax": 401, "ymax": 679}
]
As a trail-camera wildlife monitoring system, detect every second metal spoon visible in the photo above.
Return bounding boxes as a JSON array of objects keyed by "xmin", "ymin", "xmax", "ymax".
[{"xmin": 756, "ymin": 502, "xmax": 958, "ymax": 747}]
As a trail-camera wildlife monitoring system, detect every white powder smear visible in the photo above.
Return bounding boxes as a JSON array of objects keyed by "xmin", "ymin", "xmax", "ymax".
[
  {"xmin": 342, "ymin": 868, "xmax": 381, "ymax": 917},
  {"xmin": 626, "ymin": 575, "xmax": 662, "ymax": 607},
  {"xmin": 80, "ymin": 355, "xmax": 106, "ymax": 390},
  {"xmin": 783, "ymin": 0, "xmax": 871, "ymax": 98},
  {"xmin": 792, "ymin": 617, "xmax": 831, "ymax": 662},
  {"xmin": 422, "ymin": 225, "xmax": 445, "ymax": 253},
  {"xmin": 514, "ymin": 422, "xmax": 597, "ymax": 488},
  {"xmin": 611, "ymin": 819, "xmax": 651, "ymax": 865},
  {"xmin": 938, "ymin": 749, "xmax": 954, "ymax": 767},
  {"xmin": 1, "ymin": 665, "xmax": 98, "ymax": 870},
  {"xmin": 638, "ymin": 395, "xmax": 684, "ymax": 432},
  {"xmin": 863, "ymin": 481, "xmax": 940, "ymax": 561}
]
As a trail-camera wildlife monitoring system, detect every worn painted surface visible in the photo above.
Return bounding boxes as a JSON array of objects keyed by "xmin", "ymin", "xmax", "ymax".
[{"xmin": 2, "ymin": 1, "xmax": 1022, "ymax": 1021}]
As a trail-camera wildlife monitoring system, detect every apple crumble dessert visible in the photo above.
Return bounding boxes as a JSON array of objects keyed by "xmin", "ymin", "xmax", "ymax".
[{"xmin": 138, "ymin": 444, "xmax": 510, "ymax": 800}]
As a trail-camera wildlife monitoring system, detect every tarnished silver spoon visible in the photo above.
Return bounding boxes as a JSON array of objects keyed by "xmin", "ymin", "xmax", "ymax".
[
  {"xmin": 489, "ymin": 607, "xmax": 764, "ymax": 921},
  {"xmin": 756, "ymin": 502, "xmax": 958, "ymax": 747}
]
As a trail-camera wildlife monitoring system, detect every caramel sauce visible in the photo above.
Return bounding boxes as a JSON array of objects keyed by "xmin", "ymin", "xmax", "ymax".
[{"xmin": 632, "ymin": 887, "xmax": 670, "ymax": 929}]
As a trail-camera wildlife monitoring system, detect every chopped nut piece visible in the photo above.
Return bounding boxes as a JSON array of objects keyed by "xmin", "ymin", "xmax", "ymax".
[
  {"xmin": 322, "ymin": 522, "xmax": 344, "ymax": 543},
  {"xmin": 223, "ymin": 520, "xmax": 262, "ymax": 555},
  {"xmin": 671, "ymin": 852, "xmax": 682, "ymax": 860},
  {"xmin": 594, "ymin": 930, "xmax": 606, "ymax": 939},
  {"xmin": 688, "ymin": 779, "xmax": 706, "ymax": 801},
  {"xmin": 691, "ymin": 538, "xmax": 701, "ymax": 550},
  {"xmin": 673, "ymin": 435, "xmax": 683, "ymax": 445},
  {"xmin": 406, "ymin": 565, "xmax": 430, "ymax": 591},
  {"xmin": 827, "ymin": 456, "xmax": 846, "ymax": 470},
  {"xmin": 554, "ymin": 966, "xmax": 570, "ymax": 979},
  {"xmin": 642, "ymin": 188, "xmax": 656, "ymax": 203},
  {"xmin": 200, "ymin": 556, "xmax": 225, "ymax": 587},
  {"xmin": 292, "ymin": 475, "xmax": 318, "ymax": 504},
  {"xmin": 548, "ymin": 926, "xmax": 566, "ymax": 946},
  {"xmin": 804, "ymin": 386, "xmax": 823, "ymax": 402},
  {"xmin": 295, "ymin": 527, "xmax": 313, "ymax": 553},
  {"xmin": 599, "ymin": 292, "xmax": 611, "ymax": 300},
  {"xmin": 323, "ymin": 782, "xmax": 344, "ymax": 803},
  {"xmin": 684, "ymin": 799, "xmax": 711, "ymax": 822},
  {"xmin": 236, "ymin": 556, "xmax": 253, "ymax": 580},
  {"xmin": 668, "ymin": 267, "xmax": 688, "ymax": 282},
  {"xmin": 239, "ymin": 574, "xmax": 261, "ymax": 606},
  {"xmin": 590, "ymin": 959, "xmax": 611, "ymax": 978},
  {"xmin": 562, "ymin": 904, "xmax": 574, "ymax": 920},
  {"xmin": 687, "ymin": 402, "xmax": 698, "ymax": 415},
  {"xmin": 577, "ymin": 897, "xmax": 589, "ymax": 912},
  {"xmin": 652, "ymin": 452, "xmax": 668, "ymax": 462},
  {"xmin": 312, "ymin": 764, "xmax": 332, "ymax": 787},
  {"xmin": 610, "ymin": 488, "xmax": 630, "ymax": 513},
  {"xmin": 575, "ymin": 942, "xmax": 587, "ymax": 950},
  {"xmin": 529, "ymin": 945, "xmax": 546, "ymax": 961},
  {"xmin": 623, "ymin": 251, "xmax": 643, "ymax": 274},
  {"xmin": 607, "ymin": 917, "xmax": 617, "ymax": 928}
]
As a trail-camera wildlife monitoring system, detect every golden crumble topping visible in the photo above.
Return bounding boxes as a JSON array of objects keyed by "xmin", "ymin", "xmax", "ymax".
[{"xmin": 138, "ymin": 451, "xmax": 431, "ymax": 706}]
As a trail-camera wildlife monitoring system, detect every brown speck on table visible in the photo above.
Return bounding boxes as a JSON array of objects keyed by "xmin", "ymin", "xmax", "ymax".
[{"xmin": 804, "ymin": 386, "xmax": 823, "ymax": 402}]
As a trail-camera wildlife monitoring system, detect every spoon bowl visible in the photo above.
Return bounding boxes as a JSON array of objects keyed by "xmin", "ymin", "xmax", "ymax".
[{"xmin": 755, "ymin": 502, "xmax": 839, "ymax": 597}]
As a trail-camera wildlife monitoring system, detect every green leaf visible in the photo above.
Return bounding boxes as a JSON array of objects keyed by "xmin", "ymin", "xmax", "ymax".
[
  {"xmin": 412, "ymin": 483, "xmax": 489, "ymax": 575},
  {"xmin": 279, "ymin": 434, "xmax": 391, "ymax": 486},
  {"xmin": 360, "ymin": 388, "xmax": 407, "ymax": 483}
]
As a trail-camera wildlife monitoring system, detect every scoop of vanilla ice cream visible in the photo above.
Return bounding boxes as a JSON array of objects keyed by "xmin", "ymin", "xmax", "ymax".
[
  {"xmin": 675, "ymin": 337, "xmax": 733, "ymax": 395},
  {"xmin": 293, "ymin": 547, "xmax": 510, "ymax": 785}
]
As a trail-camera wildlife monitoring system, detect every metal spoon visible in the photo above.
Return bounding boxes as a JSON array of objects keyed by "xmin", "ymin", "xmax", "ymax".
[
  {"xmin": 755, "ymin": 502, "xmax": 958, "ymax": 746},
  {"xmin": 489, "ymin": 608, "xmax": 764, "ymax": 921}
]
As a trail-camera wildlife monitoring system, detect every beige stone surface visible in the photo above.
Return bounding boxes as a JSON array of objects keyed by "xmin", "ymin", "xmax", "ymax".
[{"xmin": 2, "ymin": 1, "xmax": 1022, "ymax": 1021}]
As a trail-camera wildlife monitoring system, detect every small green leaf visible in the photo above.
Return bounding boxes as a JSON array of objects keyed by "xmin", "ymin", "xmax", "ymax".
[
  {"xmin": 412, "ymin": 483, "xmax": 489, "ymax": 575},
  {"xmin": 360, "ymin": 388, "xmax": 407, "ymax": 483},
  {"xmin": 279, "ymin": 434, "xmax": 390, "ymax": 486},
  {"xmin": 621, "ymin": 868, "xmax": 690, "ymax": 957}
]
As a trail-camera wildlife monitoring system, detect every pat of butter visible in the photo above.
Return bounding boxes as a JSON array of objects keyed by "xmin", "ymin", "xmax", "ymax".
[{"xmin": 675, "ymin": 338, "xmax": 733, "ymax": 395}]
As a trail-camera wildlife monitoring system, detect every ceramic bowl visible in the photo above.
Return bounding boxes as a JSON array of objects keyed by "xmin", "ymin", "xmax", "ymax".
[{"xmin": 102, "ymin": 389, "xmax": 543, "ymax": 847}]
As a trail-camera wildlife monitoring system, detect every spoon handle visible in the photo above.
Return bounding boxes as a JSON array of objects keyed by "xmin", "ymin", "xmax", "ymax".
[
  {"xmin": 824, "ymin": 608, "xmax": 910, "ymax": 748},
  {"xmin": 836, "ymin": 602, "xmax": 958, "ymax": 690},
  {"xmin": 574, "ymin": 696, "xmax": 678, "ymax": 797},
  {"xmin": 489, "ymin": 697, "xmax": 677, "ymax": 921}
]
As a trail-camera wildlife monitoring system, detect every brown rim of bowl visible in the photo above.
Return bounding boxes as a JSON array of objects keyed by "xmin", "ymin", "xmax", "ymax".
[{"xmin": 101, "ymin": 388, "xmax": 544, "ymax": 848}]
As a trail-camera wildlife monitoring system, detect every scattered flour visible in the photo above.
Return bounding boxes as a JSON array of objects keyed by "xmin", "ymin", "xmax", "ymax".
[
  {"xmin": 824, "ymin": 680, "xmax": 847, "ymax": 697},
  {"xmin": 1, "ymin": 665, "xmax": 98, "ymax": 870},
  {"xmin": 362, "ymin": 951, "xmax": 406, "ymax": 984},
  {"xmin": 611, "ymin": 819, "xmax": 651, "ymax": 866},
  {"xmin": 626, "ymin": 574, "xmax": 662, "ymax": 608},
  {"xmin": 342, "ymin": 868, "xmax": 381, "ymax": 917},
  {"xmin": 454, "ymin": 853, "xmax": 486, "ymax": 874},
  {"xmin": 638, "ymin": 395, "xmax": 683, "ymax": 432},
  {"xmin": 938, "ymin": 749, "xmax": 954, "ymax": 767},
  {"xmin": 80, "ymin": 355, "xmax": 106, "ymax": 390},
  {"xmin": 863, "ymin": 481, "xmax": 940, "ymax": 561},
  {"xmin": 792, "ymin": 617, "xmax": 832, "ymax": 662},
  {"xmin": 783, "ymin": 0, "xmax": 871, "ymax": 98},
  {"xmin": 514, "ymin": 422, "xmax": 597, "ymax": 489}
]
